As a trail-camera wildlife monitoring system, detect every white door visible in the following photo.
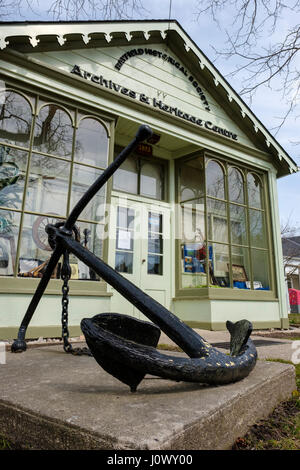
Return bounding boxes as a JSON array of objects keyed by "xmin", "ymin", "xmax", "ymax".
[{"xmin": 108, "ymin": 196, "xmax": 171, "ymax": 319}]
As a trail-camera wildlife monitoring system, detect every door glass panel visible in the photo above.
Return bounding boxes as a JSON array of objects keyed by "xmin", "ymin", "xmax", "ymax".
[
  {"xmin": 148, "ymin": 212, "xmax": 163, "ymax": 275},
  {"xmin": 115, "ymin": 206, "xmax": 134, "ymax": 274}
]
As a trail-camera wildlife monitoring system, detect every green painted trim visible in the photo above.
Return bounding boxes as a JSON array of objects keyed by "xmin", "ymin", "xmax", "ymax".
[
  {"xmin": 281, "ymin": 318, "xmax": 290, "ymax": 329},
  {"xmin": 0, "ymin": 325, "xmax": 82, "ymax": 340},
  {"xmin": 0, "ymin": 277, "xmax": 112, "ymax": 296},
  {"xmin": 181, "ymin": 320, "xmax": 282, "ymax": 331},
  {"xmin": 174, "ymin": 288, "xmax": 277, "ymax": 301}
]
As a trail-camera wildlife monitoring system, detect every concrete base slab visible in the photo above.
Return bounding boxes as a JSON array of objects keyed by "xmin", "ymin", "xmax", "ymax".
[{"xmin": 0, "ymin": 345, "xmax": 296, "ymax": 450}]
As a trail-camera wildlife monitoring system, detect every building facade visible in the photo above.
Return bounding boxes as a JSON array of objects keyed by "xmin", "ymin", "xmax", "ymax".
[{"xmin": 0, "ymin": 20, "xmax": 297, "ymax": 339}]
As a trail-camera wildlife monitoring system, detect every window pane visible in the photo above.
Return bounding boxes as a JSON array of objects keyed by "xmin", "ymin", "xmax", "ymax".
[
  {"xmin": 206, "ymin": 160, "xmax": 225, "ymax": 199},
  {"xmin": 0, "ymin": 146, "xmax": 28, "ymax": 211},
  {"xmin": 249, "ymin": 209, "xmax": 267, "ymax": 248},
  {"xmin": 211, "ymin": 243, "xmax": 229, "ymax": 287},
  {"xmin": 0, "ymin": 209, "xmax": 20, "ymax": 276},
  {"xmin": 251, "ymin": 249, "xmax": 270, "ymax": 290},
  {"xmin": 116, "ymin": 228, "xmax": 134, "ymax": 251},
  {"xmin": 181, "ymin": 198, "xmax": 205, "ymax": 243},
  {"xmin": 247, "ymin": 173, "xmax": 262, "ymax": 209},
  {"xmin": 230, "ymin": 204, "xmax": 248, "ymax": 245},
  {"xmin": 115, "ymin": 252, "xmax": 133, "ymax": 273},
  {"xmin": 0, "ymin": 91, "xmax": 32, "ymax": 148},
  {"xmin": 33, "ymin": 105, "xmax": 73, "ymax": 158},
  {"xmin": 74, "ymin": 118, "xmax": 108, "ymax": 168},
  {"xmin": 232, "ymin": 245, "xmax": 250, "ymax": 289},
  {"xmin": 148, "ymin": 233, "xmax": 163, "ymax": 254},
  {"xmin": 148, "ymin": 212, "xmax": 162, "ymax": 233},
  {"xmin": 72, "ymin": 221, "xmax": 103, "ymax": 281},
  {"xmin": 71, "ymin": 164, "xmax": 105, "ymax": 222},
  {"xmin": 207, "ymin": 199, "xmax": 228, "ymax": 243},
  {"xmin": 180, "ymin": 157, "xmax": 204, "ymax": 201},
  {"xmin": 18, "ymin": 213, "xmax": 62, "ymax": 278},
  {"xmin": 25, "ymin": 154, "xmax": 70, "ymax": 217},
  {"xmin": 181, "ymin": 242, "xmax": 207, "ymax": 288},
  {"xmin": 228, "ymin": 167, "xmax": 244, "ymax": 203},
  {"xmin": 113, "ymin": 154, "xmax": 138, "ymax": 194},
  {"xmin": 117, "ymin": 206, "xmax": 134, "ymax": 230},
  {"xmin": 148, "ymin": 254, "xmax": 163, "ymax": 275},
  {"xmin": 140, "ymin": 161, "xmax": 164, "ymax": 199}
]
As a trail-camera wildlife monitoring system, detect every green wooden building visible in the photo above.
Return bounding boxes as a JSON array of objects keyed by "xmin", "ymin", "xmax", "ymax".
[{"xmin": 0, "ymin": 20, "xmax": 297, "ymax": 339}]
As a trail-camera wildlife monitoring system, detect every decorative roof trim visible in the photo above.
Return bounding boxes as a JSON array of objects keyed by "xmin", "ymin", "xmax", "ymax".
[{"xmin": 0, "ymin": 19, "xmax": 297, "ymax": 173}]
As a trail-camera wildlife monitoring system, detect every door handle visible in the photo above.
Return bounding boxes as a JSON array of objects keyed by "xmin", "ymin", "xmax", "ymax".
[{"xmin": 142, "ymin": 259, "xmax": 146, "ymax": 264}]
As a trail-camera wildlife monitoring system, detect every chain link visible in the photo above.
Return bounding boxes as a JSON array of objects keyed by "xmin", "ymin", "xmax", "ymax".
[{"xmin": 61, "ymin": 250, "xmax": 92, "ymax": 357}]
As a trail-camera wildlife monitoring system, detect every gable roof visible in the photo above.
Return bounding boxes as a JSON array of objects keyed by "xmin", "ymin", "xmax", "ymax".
[
  {"xmin": 282, "ymin": 237, "xmax": 300, "ymax": 258},
  {"xmin": 0, "ymin": 19, "xmax": 298, "ymax": 176}
]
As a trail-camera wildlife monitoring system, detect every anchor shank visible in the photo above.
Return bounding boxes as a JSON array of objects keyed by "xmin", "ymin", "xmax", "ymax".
[{"xmin": 59, "ymin": 234, "xmax": 208, "ymax": 358}]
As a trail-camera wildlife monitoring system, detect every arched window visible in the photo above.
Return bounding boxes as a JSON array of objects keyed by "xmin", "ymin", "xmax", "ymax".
[
  {"xmin": 228, "ymin": 167, "xmax": 244, "ymax": 203},
  {"xmin": 206, "ymin": 160, "xmax": 225, "ymax": 199},
  {"xmin": 33, "ymin": 104, "xmax": 73, "ymax": 158},
  {"xmin": 75, "ymin": 118, "xmax": 108, "ymax": 168},
  {"xmin": 247, "ymin": 173, "xmax": 262, "ymax": 209},
  {"xmin": 0, "ymin": 91, "xmax": 32, "ymax": 148}
]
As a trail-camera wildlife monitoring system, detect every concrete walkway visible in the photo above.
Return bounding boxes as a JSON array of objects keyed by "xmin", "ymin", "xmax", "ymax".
[
  {"xmin": 0, "ymin": 329, "xmax": 297, "ymax": 450},
  {"xmin": 159, "ymin": 328, "xmax": 300, "ymax": 363}
]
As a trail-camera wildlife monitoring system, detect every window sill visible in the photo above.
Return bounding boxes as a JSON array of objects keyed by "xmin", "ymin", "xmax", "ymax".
[
  {"xmin": 174, "ymin": 287, "xmax": 277, "ymax": 301},
  {"xmin": 0, "ymin": 277, "xmax": 112, "ymax": 296}
]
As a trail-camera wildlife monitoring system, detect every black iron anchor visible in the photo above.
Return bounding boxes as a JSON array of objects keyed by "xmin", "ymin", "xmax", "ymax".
[{"xmin": 11, "ymin": 124, "xmax": 257, "ymax": 392}]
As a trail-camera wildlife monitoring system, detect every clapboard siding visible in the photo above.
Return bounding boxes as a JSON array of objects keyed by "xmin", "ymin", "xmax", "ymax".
[{"xmin": 29, "ymin": 44, "xmax": 255, "ymax": 148}]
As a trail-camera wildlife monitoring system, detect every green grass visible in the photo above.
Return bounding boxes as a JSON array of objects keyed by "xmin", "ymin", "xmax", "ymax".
[
  {"xmin": 233, "ymin": 358, "xmax": 300, "ymax": 450},
  {"xmin": 0, "ymin": 435, "xmax": 12, "ymax": 450}
]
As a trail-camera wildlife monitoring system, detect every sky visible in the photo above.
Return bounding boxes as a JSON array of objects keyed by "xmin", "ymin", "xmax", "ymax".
[{"xmin": 5, "ymin": 0, "xmax": 300, "ymax": 232}]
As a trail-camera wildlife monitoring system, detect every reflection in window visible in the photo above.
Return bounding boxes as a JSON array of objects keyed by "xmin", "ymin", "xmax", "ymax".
[
  {"xmin": 0, "ymin": 86, "xmax": 110, "ymax": 282},
  {"xmin": 179, "ymin": 155, "xmax": 270, "ymax": 291},
  {"xmin": 25, "ymin": 154, "xmax": 70, "ymax": 217},
  {"xmin": 33, "ymin": 105, "xmax": 73, "ymax": 158},
  {"xmin": 247, "ymin": 173, "xmax": 262, "ymax": 209},
  {"xmin": 180, "ymin": 157, "xmax": 204, "ymax": 201},
  {"xmin": 206, "ymin": 160, "xmax": 225, "ymax": 199},
  {"xmin": 71, "ymin": 164, "xmax": 105, "ymax": 222},
  {"xmin": 75, "ymin": 118, "xmax": 108, "ymax": 168},
  {"xmin": 0, "ymin": 146, "xmax": 27, "ymax": 211},
  {"xmin": 113, "ymin": 155, "xmax": 138, "ymax": 194},
  {"xmin": 228, "ymin": 167, "xmax": 244, "ymax": 203},
  {"xmin": 141, "ymin": 162, "xmax": 164, "ymax": 200},
  {"xmin": 0, "ymin": 209, "xmax": 20, "ymax": 276},
  {"xmin": 0, "ymin": 91, "xmax": 32, "ymax": 148},
  {"xmin": 113, "ymin": 151, "xmax": 165, "ymax": 200}
]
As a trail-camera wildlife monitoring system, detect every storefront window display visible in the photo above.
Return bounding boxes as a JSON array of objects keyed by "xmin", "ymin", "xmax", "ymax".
[
  {"xmin": 0, "ymin": 87, "xmax": 109, "ymax": 281},
  {"xmin": 179, "ymin": 154, "xmax": 270, "ymax": 291}
]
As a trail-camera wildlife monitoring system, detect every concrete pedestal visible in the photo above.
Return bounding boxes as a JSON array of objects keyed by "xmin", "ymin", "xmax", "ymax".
[{"xmin": 0, "ymin": 345, "xmax": 296, "ymax": 450}]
